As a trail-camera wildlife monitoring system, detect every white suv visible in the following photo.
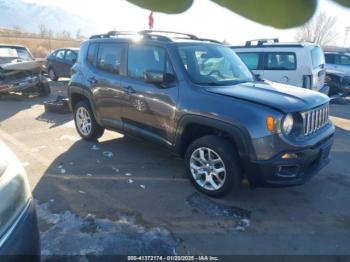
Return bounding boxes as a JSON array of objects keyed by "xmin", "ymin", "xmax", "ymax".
[{"xmin": 231, "ymin": 39, "xmax": 329, "ymax": 94}]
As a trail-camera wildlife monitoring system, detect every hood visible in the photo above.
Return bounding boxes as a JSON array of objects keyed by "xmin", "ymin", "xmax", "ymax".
[{"xmin": 205, "ymin": 81, "xmax": 329, "ymax": 113}]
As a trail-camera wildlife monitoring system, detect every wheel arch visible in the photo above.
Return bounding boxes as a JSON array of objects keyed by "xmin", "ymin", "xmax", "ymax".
[
  {"xmin": 174, "ymin": 115, "xmax": 254, "ymax": 167},
  {"xmin": 69, "ymin": 86, "xmax": 102, "ymax": 125}
]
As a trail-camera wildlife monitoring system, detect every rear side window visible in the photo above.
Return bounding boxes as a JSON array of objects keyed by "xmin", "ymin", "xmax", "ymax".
[
  {"xmin": 237, "ymin": 52, "xmax": 260, "ymax": 70},
  {"xmin": 128, "ymin": 45, "xmax": 173, "ymax": 80},
  {"xmin": 311, "ymin": 47, "xmax": 325, "ymax": 69},
  {"xmin": 265, "ymin": 52, "xmax": 296, "ymax": 70},
  {"xmin": 96, "ymin": 43, "xmax": 123, "ymax": 74},
  {"xmin": 56, "ymin": 50, "xmax": 65, "ymax": 60},
  {"xmin": 87, "ymin": 43, "xmax": 97, "ymax": 65}
]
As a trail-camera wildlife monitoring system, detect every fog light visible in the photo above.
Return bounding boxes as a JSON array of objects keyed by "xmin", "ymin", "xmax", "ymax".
[
  {"xmin": 277, "ymin": 165, "xmax": 299, "ymax": 178},
  {"xmin": 281, "ymin": 153, "xmax": 298, "ymax": 159}
]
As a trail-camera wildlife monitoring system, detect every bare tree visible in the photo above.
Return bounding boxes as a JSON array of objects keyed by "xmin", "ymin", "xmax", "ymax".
[
  {"xmin": 39, "ymin": 24, "xmax": 48, "ymax": 38},
  {"xmin": 75, "ymin": 29, "xmax": 83, "ymax": 40},
  {"xmin": 56, "ymin": 30, "xmax": 72, "ymax": 40},
  {"xmin": 295, "ymin": 12, "xmax": 339, "ymax": 45}
]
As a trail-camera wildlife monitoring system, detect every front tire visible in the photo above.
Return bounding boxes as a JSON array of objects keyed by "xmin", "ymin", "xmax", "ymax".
[
  {"xmin": 74, "ymin": 101, "xmax": 104, "ymax": 141},
  {"xmin": 185, "ymin": 135, "xmax": 242, "ymax": 197},
  {"xmin": 48, "ymin": 68, "xmax": 58, "ymax": 81},
  {"xmin": 37, "ymin": 82, "xmax": 51, "ymax": 97}
]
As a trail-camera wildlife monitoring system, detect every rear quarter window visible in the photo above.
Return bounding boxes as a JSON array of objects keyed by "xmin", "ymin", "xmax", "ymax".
[{"xmin": 86, "ymin": 43, "xmax": 97, "ymax": 65}]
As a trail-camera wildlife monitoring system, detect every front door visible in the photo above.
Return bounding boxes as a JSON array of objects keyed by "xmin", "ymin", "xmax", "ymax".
[{"xmin": 120, "ymin": 44, "xmax": 178, "ymax": 146}]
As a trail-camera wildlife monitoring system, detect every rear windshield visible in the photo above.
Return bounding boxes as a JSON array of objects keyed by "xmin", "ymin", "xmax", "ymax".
[{"xmin": 311, "ymin": 46, "xmax": 325, "ymax": 69}]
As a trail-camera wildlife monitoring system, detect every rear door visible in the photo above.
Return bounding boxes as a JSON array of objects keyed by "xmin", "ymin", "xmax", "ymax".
[
  {"xmin": 53, "ymin": 49, "xmax": 67, "ymax": 77},
  {"xmin": 263, "ymin": 52, "xmax": 301, "ymax": 86},
  {"xmin": 235, "ymin": 52, "xmax": 264, "ymax": 78},
  {"xmin": 90, "ymin": 42, "xmax": 127, "ymax": 129},
  {"xmin": 62, "ymin": 50, "xmax": 77, "ymax": 77}
]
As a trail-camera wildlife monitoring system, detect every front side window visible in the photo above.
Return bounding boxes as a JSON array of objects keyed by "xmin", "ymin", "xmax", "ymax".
[
  {"xmin": 128, "ymin": 45, "xmax": 173, "ymax": 80},
  {"xmin": 266, "ymin": 52, "xmax": 296, "ymax": 70},
  {"xmin": 339, "ymin": 55, "xmax": 350, "ymax": 66},
  {"xmin": 325, "ymin": 54, "xmax": 334, "ymax": 64},
  {"xmin": 96, "ymin": 43, "xmax": 123, "ymax": 74},
  {"xmin": 236, "ymin": 52, "xmax": 260, "ymax": 70},
  {"xmin": 56, "ymin": 50, "xmax": 65, "ymax": 60},
  {"xmin": 65, "ymin": 50, "xmax": 77, "ymax": 63},
  {"xmin": 177, "ymin": 45, "xmax": 253, "ymax": 86}
]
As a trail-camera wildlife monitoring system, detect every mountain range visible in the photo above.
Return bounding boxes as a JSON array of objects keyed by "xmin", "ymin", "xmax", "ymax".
[{"xmin": 0, "ymin": 0, "xmax": 98, "ymax": 36}]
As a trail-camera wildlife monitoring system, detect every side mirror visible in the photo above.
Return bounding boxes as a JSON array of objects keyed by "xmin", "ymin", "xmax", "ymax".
[
  {"xmin": 144, "ymin": 70, "xmax": 165, "ymax": 85},
  {"xmin": 254, "ymin": 73, "xmax": 263, "ymax": 81},
  {"xmin": 72, "ymin": 58, "xmax": 77, "ymax": 64}
]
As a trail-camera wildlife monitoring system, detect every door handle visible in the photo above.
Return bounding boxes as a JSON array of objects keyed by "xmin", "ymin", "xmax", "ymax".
[
  {"xmin": 87, "ymin": 77, "xmax": 98, "ymax": 84},
  {"xmin": 123, "ymin": 85, "xmax": 136, "ymax": 94}
]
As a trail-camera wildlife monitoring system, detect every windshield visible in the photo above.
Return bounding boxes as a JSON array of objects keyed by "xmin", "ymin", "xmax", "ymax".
[
  {"xmin": 177, "ymin": 44, "xmax": 254, "ymax": 86},
  {"xmin": 311, "ymin": 46, "xmax": 325, "ymax": 69},
  {"xmin": 0, "ymin": 46, "xmax": 34, "ymax": 64}
]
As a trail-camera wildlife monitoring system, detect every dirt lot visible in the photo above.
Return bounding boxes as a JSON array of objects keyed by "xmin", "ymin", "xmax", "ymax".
[{"xmin": 0, "ymin": 80, "xmax": 349, "ymax": 257}]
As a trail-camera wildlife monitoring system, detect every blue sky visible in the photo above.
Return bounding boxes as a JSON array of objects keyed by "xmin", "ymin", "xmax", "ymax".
[{"xmin": 23, "ymin": 0, "xmax": 350, "ymax": 46}]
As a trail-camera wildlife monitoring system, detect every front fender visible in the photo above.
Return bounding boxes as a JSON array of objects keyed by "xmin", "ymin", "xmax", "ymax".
[{"xmin": 174, "ymin": 114, "xmax": 256, "ymax": 162}]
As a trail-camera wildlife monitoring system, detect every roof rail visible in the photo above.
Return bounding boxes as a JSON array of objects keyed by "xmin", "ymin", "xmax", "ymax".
[
  {"xmin": 197, "ymin": 38, "xmax": 222, "ymax": 44},
  {"xmin": 139, "ymin": 30, "xmax": 199, "ymax": 40},
  {"xmin": 245, "ymin": 38, "xmax": 279, "ymax": 46},
  {"xmin": 89, "ymin": 30, "xmax": 221, "ymax": 44}
]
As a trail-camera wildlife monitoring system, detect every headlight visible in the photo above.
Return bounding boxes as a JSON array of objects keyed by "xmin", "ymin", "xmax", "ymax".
[{"xmin": 282, "ymin": 114, "xmax": 294, "ymax": 135}]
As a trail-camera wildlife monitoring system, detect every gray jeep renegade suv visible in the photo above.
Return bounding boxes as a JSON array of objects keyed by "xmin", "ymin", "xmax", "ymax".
[{"xmin": 68, "ymin": 31, "xmax": 335, "ymax": 197}]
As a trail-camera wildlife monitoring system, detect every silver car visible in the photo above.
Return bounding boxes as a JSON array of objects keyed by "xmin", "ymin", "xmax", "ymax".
[{"xmin": 0, "ymin": 139, "xmax": 40, "ymax": 258}]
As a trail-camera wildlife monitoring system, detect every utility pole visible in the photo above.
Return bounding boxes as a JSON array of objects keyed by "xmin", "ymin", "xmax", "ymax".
[{"xmin": 344, "ymin": 26, "xmax": 350, "ymax": 47}]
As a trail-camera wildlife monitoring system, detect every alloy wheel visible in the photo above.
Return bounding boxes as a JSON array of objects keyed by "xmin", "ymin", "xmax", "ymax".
[
  {"xmin": 189, "ymin": 147, "xmax": 226, "ymax": 191},
  {"xmin": 75, "ymin": 107, "xmax": 92, "ymax": 136}
]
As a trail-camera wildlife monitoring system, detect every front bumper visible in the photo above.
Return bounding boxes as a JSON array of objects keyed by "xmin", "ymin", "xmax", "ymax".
[
  {"xmin": 0, "ymin": 199, "xmax": 40, "ymax": 259},
  {"xmin": 0, "ymin": 75, "xmax": 40, "ymax": 93},
  {"xmin": 246, "ymin": 134, "xmax": 334, "ymax": 187}
]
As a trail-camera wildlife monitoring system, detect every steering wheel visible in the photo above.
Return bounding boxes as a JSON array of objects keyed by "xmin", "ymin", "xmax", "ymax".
[{"xmin": 206, "ymin": 70, "xmax": 224, "ymax": 79}]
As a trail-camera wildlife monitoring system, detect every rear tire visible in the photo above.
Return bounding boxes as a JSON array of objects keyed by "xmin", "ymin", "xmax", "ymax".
[
  {"xmin": 74, "ymin": 101, "xmax": 104, "ymax": 141},
  {"xmin": 185, "ymin": 135, "xmax": 242, "ymax": 197}
]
